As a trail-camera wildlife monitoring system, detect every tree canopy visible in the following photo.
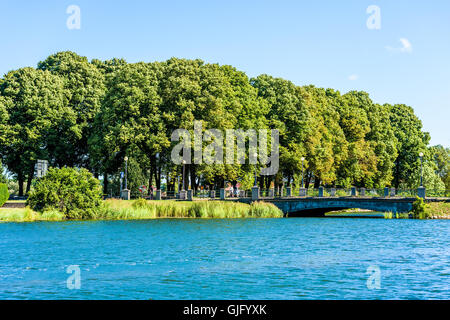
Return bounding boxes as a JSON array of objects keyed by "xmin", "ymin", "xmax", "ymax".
[{"xmin": 0, "ymin": 51, "xmax": 447, "ymax": 195}]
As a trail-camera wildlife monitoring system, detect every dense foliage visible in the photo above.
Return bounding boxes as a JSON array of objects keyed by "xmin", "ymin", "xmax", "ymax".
[
  {"xmin": 412, "ymin": 196, "xmax": 428, "ymax": 219},
  {"xmin": 0, "ymin": 183, "xmax": 8, "ymax": 207},
  {"xmin": 26, "ymin": 167, "xmax": 102, "ymax": 219},
  {"xmin": 0, "ymin": 51, "xmax": 448, "ymax": 195}
]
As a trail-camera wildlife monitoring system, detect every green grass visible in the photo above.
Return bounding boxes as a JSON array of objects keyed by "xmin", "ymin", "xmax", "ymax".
[
  {"xmin": 0, "ymin": 199, "xmax": 283, "ymax": 222},
  {"xmin": 426, "ymin": 202, "xmax": 450, "ymax": 218},
  {"xmin": 0, "ymin": 208, "xmax": 65, "ymax": 222},
  {"xmin": 99, "ymin": 199, "xmax": 283, "ymax": 220}
]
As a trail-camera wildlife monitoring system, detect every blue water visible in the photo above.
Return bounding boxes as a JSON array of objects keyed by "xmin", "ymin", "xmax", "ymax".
[{"xmin": 0, "ymin": 218, "xmax": 449, "ymax": 299}]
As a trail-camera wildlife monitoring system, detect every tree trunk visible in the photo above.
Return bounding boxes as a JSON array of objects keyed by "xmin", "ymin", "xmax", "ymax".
[
  {"xmin": 18, "ymin": 172, "xmax": 24, "ymax": 197},
  {"xmin": 394, "ymin": 159, "xmax": 400, "ymax": 189},
  {"xmin": 314, "ymin": 175, "xmax": 321, "ymax": 188},
  {"xmin": 103, "ymin": 173, "xmax": 108, "ymax": 195},
  {"xmin": 26, "ymin": 167, "xmax": 34, "ymax": 194},
  {"xmin": 190, "ymin": 165, "xmax": 197, "ymax": 191},
  {"xmin": 155, "ymin": 166, "xmax": 161, "ymax": 190},
  {"xmin": 305, "ymin": 172, "xmax": 311, "ymax": 189}
]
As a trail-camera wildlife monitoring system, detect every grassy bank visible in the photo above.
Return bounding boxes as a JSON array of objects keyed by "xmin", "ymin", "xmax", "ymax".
[
  {"xmin": 0, "ymin": 199, "xmax": 283, "ymax": 222},
  {"xmin": 0, "ymin": 208, "xmax": 65, "ymax": 222},
  {"xmin": 325, "ymin": 201, "xmax": 450, "ymax": 219},
  {"xmin": 427, "ymin": 202, "xmax": 450, "ymax": 219},
  {"xmin": 100, "ymin": 199, "xmax": 283, "ymax": 219}
]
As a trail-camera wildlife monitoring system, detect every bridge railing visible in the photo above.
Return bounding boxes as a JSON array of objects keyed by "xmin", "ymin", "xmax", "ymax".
[
  {"xmin": 426, "ymin": 189, "xmax": 450, "ymax": 198},
  {"xmin": 393, "ymin": 189, "xmax": 417, "ymax": 197},
  {"xmin": 194, "ymin": 190, "xmax": 210, "ymax": 198},
  {"xmin": 163, "ymin": 190, "xmax": 177, "ymax": 199}
]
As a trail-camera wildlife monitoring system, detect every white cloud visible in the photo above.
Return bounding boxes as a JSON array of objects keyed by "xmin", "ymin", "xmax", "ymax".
[
  {"xmin": 386, "ymin": 38, "xmax": 413, "ymax": 53},
  {"xmin": 348, "ymin": 74, "xmax": 359, "ymax": 81}
]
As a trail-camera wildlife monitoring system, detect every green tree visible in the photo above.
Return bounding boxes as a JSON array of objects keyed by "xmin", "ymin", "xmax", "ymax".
[
  {"xmin": 429, "ymin": 145, "xmax": 450, "ymax": 190},
  {"xmin": 251, "ymin": 75, "xmax": 310, "ymax": 187},
  {"xmin": 300, "ymin": 86, "xmax": 348, "ymax": 187},
  {"xmin": 0, "ymin": 67, "xmax": 72, "ymax": 195},
  {"xmin": 38, "ymin": 51, "xmax": 106, "ymax": 168},
  {"xmin": 91, "ymin": 62, "xmax": 167, "ymax": 193},
  {"xmin": 389, "ymin": 104, "xmax": 430, "ymax": 188},
  {"xmin": 0, "ymin": 161, "xmax": 7, "ymax": 184}
]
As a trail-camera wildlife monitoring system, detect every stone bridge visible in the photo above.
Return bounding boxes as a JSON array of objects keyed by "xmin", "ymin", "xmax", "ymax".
[{"xmin": 238, "ymin": 197, "xmax": 417, "ymax": 217}]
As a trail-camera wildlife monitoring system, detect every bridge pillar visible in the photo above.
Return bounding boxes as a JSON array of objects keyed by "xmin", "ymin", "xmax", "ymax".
[
  {"xmin": 210, "ymin": 190, "xmax": 215, "ymax": 199},
  {"xmin": 155, "ymin": 190, "xmax": 161, "ymax": 200},
  {"xmin": 180, "ymin": 190, "xmax": 187, "ymax": 200},
  {"xmin": 360, "ymin": 188, "xmax": 366, "ymax": 197},
  {"xmin": 252, "ymin": 186, "xmax": 260, "ymax": 201},
  {"xmin": 330, "ymin": 188, "xmax": 336, "ymax": 197},
  {"xmin": 286, "ymin": 187, "xmax": 291, "ymax": 197},
  {"xmin": 299, "ymin": 188, "xmax": 307, "ymax": 197},
  {"xmin": 187, "ymin": 189, "xmax": 193, "ymax": 201},
  {"xmin": 418, "ymin": 187, "xmax": 426, "ymax": 199},
  {"xmin": 384, "ymin": 187, "xmax": 389, "ymax": 197},
  {"xmin": 121, "ymin": 189, "xmax": 130, "ymax": 200},
  {"xmin": 220, "ymin": 188, "xmax": 226, "ymax": 200},
  {"xmin": 318, "ymin": 187, "xmax": 324, "ymax": 197}
]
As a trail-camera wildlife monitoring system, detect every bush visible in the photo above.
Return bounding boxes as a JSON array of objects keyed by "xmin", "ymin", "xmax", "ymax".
[
  {"xmin": 0, "ymin": 183, "xmax": 9, "ymax": 207},
  {"xmin": 412, "ymin": 196, "xmax": 428, "ymax": 219},
  {"xmin": 27, "ymin": 167, "xmax": 102, "ymax": 219}
]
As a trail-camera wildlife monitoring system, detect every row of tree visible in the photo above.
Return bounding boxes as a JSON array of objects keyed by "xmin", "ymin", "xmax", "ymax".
[{"xmin": 0, "ymin": 51, "xmax": 448, "ymax": 196}]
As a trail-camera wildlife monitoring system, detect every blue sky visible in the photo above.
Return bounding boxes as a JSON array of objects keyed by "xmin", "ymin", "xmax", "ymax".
[{"xmin": 0, "ymin": 0, "xmax": 449, "ymax": 147}]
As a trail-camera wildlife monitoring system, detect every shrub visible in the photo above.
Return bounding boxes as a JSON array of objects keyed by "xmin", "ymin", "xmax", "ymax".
[
  {"xmin": 0, "ymin": 183, "xmax": 9, "ymax": 207},
  {"xmin": 412, "ymin": 196, "xmax": 428, "ymax": 219},
  {"xmin": 132, "ymin": 198, "xmax": 150, "ymax": 209},
  {"xmin": 27, "ymin": 167, "xmax": 102, "ymax": 219}
]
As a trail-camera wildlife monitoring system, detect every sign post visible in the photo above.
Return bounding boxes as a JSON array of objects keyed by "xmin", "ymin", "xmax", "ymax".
[{"xmin": 35, "ymin": 160, "xmax": 49, "ymax": 178}]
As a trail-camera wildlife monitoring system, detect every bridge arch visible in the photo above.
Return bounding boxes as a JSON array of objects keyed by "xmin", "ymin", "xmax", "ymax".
[{"xmin": 262, "ymin": 198, "xmax": 415, "ymax": 217}]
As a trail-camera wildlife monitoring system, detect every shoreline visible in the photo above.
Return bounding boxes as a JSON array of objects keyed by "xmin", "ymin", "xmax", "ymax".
[{"xmin": 1, "ymin": 199, "xmax": 449, "ymax": 223}]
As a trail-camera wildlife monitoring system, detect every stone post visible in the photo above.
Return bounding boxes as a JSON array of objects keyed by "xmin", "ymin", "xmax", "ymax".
[
  {"xmin": 220, "ymin": 188, "xmax": 226, "ymax": 200},
  {"xmin": 252, "ymin": 186, "xmax": 260, "ymax": 201},
  {"xmin": 360, "ymin": 188, "xmax": 366, "ymax": 197},
  {"xmin": 390, "ymin": 188, "xmax": 396, "ymax": 197},
  {"xmin": 318, "ymin": 187, "xmax": 324, "ymax": 197},
  {"xmin": 268, "ymin": 188, "xmax": 274, "ymax": 198},
  {"xmin": 210, "ymin": 190, "xmax": 215, "ymax": 199},
  {"xmin": 418, "ymin": 187, "xmax": 426, "ymax": 199},
  {"xmin": 155, "ymin": 190, "xmax": 161, "ymax": 200},
  {"xmin": 179, "ymin": 190, "xmax": 187, "ymax": 200},
  {"xmin": 187, "ymin": 189, "xmax": 193, "ymax": 201},
  {"xmin": 239, "ymin": 190, "xmax": 246, "ymax": 198},
  {"xmin": 286, "ymin": 187, "xmax": 291, "ymax": 197},
  {"xmin": 351, "ymin": 187, "xmax": 357, "ymax": 197},
  {"xmin": 278, "ymin": 187, "xmax": 283, "ymax": 198},
  {"xmin": 384, "ymin": 187, "xmax": 389, "ymax": 197},
  {"xmin": 121, "ymin": 189, "xmax": 130, "ymax": 200},
  {"xmin": 299, "ymin": 188, "xmax": 307, "ymax": 197},
  {"xmin": 330, "ymin": 188, "xmax": 336, "ymax": 197}
]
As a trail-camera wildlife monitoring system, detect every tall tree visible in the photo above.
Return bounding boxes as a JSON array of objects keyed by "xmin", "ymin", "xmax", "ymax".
[
  {"xmin": 389, "ymin": 104, "xmax": 430, "ymax": 188},
  {"xmin": 38, "ymin": 51, "xmax": 105, "ymax": 168},
  {"xmin": 0, "ymin": 67, "xmax": 72, "ymax": 195}
]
